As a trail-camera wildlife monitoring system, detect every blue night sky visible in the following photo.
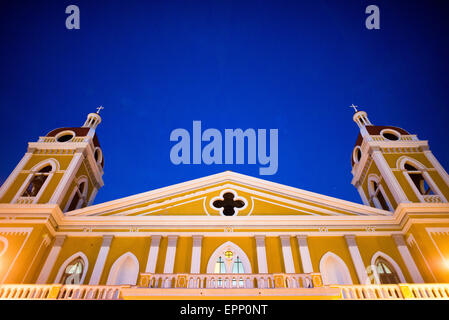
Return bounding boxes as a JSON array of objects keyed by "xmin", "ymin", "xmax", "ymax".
[{"xmin": 0, "ymin": 0, "xmax": 448, "ymax": 206}]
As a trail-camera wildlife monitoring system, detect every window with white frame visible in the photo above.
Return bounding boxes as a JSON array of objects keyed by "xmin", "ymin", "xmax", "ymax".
[
  {"xmin": 404, "ymin": 163, "xmax": 435, "ymax": 196},
  {"xmin": 60, "ymin": 257, "xmax": 84, "ymax": 285},
  {"xmin": 65, "ymin": 179, "xmax": 88, "ymax": 212},
  {"xmin": 368, "ymin": 176, "xmax": 393, "ymax": 211},
  {"xmin": 21, "ymin": 165, "xmax": 52, "ymax": 197}
]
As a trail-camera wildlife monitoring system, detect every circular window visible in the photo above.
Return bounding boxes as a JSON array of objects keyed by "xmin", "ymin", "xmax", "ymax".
[
  {"xmin": 381, "ymin": 129, "xmax": 400, "ymax": 141},
  {"xmin": 55, "ymin": 130, "xmax": 75, "ymax": 143},
  {"xmin": 94, "ymin": 147, "xmax": 103, "ymax": 164},
  {"xmin": 353, "ymin": 146, "xmax": 362, "ymax": 164}
]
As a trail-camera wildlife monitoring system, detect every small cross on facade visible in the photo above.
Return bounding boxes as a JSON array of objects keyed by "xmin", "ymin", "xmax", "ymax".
[
  {"xmin": 96, "ymin": 106, "xmax": 104, "ymax": 114},
  {"xmin": 349, "ymin": 104, "xmax": 359, "ymax": 113}
]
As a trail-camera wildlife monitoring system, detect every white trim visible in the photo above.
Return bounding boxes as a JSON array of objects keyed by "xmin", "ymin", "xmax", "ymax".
[
  {"xmin": 0, "ymin": 227, "xmax": 33, "ymax": 284},
  {"xmin": 210, "ymin": 189, "xmax": 248, "ymax": 216},
  {"xmin": 296, "ymin": 235, "xmax": 313, "ymax": 273},
  {"xmin": 67, "ymin": 171, "xmax": 390, "ymax": 217},
  {"xmin": 344, "ymin": 235, "xmax": 369, "ymax": 284},
  {"xmin": 190, "ymin": 235, "xmax": 203, "ymax": 273},
  {"xmin": 397, "ymin": 156, "xmax": 447, "ymax": 203},
  {"xmin": 380, "ymin": 128, "xmax": 401, "ymax": 141},
  {"xmin": 280, "ymin": 235, "xmax": 295, "ymax": 273},
  {"xmin": 89, "ymin": 235, "xmax": 113, "ymax": 285},
  {"xmin": 406, "ymin": 234, "xmax": 437, "ymax": 282},
  {"xmin": 392, "ymin": 234, "xmax": 424, "ymax": 283},
  {"xmin": 106, "ymin": 252, "xmax": 139, "ymax": 285},
  {"xmin": 145, "ymin": 235, "xmax": 161, "ymax": 273},
  {"xmin": 163, "ymin": 235, "xmax": 178, "ymax": 274},
  {"xmin": 370, "ymin": 251, "xmax": 406, "ymax": 284},
  {"xmin": 319, "ymin": 251, "xmax": 353, "ymax": 285},
  {"xmin": 55, "ymin": 130, "xmax": 76, "ymax": 143},
  {"xmin": 12, "ymin": 158, "xmax": 60, "ymax": 204},
  {"xmin": 352, "ymin": 146, "xmax": 363, "ymax": 164},
  {"xmin": 371, "ymin": 151, "xmax": 409, "ymax": 205},
  {"xmin": 255, "ymin": 235, "xmax": 268, "ymax": 273},
  {"xmin": 356, "ymin": 184, "xmax": 370, "ymax": 206},
  {"xmin": 0, "ymin": 151, "xmax": 33, "ymax": 200},
  {"xmin": 206, "ymin": 241, "xmax": 252, "ymax": 274},
  {"xmin": 22, "ymin": 234, "xmax": 51, "ymax": 283},
  {"xmin": 423, "ymin": 150, "xmax": 449, "ymax": 190},
  {"xmin": 54, "ymin": 251, "xmax": 89, "ymax": 284},
  {"xmin": 36, "ymin": 235, "xmax": 66, "ymax": 284},
  {"xmin": 367, "ymin": 174, "xmax": 394, "ymax": 212},
  {"xmin": 64, "ymin": 176, "xmax": 89, "ymax": 212},
  {"xmin": 49, "ymin": 151, "xmax": 84, "ymax": 205},
  {"xmin": 0, "ymin": 236, "xmax": 7, "ymax": 257},
  {"xmin": 425, "ymin": 227, "xmax": 449, "ymax": 269}
]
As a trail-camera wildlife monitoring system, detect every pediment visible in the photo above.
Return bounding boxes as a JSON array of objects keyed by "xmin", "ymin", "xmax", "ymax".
[{"xmin": 68, "ymin": 171, "xmax": 389, "ymax": 217}]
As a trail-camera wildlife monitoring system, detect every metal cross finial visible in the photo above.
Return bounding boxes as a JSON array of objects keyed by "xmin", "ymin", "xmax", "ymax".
[
  {"xmin": 96, "ymin": 106, "xmax": 104, "ymax": 114},
  {"xmin": 349, "ymin": 104, "xmax": 359, "ymax": 113}
]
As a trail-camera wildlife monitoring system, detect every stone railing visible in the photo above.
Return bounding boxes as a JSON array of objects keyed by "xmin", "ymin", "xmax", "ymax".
[
  {"xmin": 423, "ymin": 194, "xmax": 443, "ymax": 203},
  {"xmin": 138, "ymin": 273, "xmax": 323, "ymax": 289},
  {"xmin": 0, "ymin": 284, "xmax": 126, "ymax": 300},
  {"xmin": 337, "ymin": 283, "xmax": 449, "ymax": 300},
  {"xmin": 16, "ymin": 197, "xmax": 35, "ymax": 204},
  {"xmin": 371, "ymin": 135, "xmax": 418, "ymax": 142}
]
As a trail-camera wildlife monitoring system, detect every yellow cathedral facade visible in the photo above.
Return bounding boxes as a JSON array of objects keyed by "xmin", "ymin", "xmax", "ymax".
[{"xmin": 0, "ymin": 108, "xmax": 449, "ymax": 300}]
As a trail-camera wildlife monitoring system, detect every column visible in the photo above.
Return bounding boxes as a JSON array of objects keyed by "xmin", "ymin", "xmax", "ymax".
[
  {"xmin": 88, "ymin": 235, "xmax": 113, "ymax": 285},
  {"xmin": 190, "ymin": 235, "xmax": 203, "ymax": 274},
  {"xmin": 36, "ymin": 235, "xmax": 66, "ymax": 284},
  {"xmin": 0, "ymin": 150, "xmax": 34, "ymax": 200},
  {"xmin": 344, "ymin": 235, "xmax": 369, "ymax": 284},
  {"xmin": 255, "ymin": 235, "xmax": 268, "ymax": 273},
  {"xmin": 423, "ymin": 149, "xmax": 449, "ymax": 189},
  {"xmin": 280, "ymin": 235, "xmax": 295, "ymax": 273},
  {"xmin": 145, "ymin": 235, "xmax": 162, "ymax": 273},
  {"xmin": 163, "ymin": 235, "xmax": 178, "ymax": 274},
  {"xmin": 49, "ymin": 150, "xmax": 84, "ymax": 205},
  {"xmin": 356, "ymin": 183, "xmax": 370, "ymax": 206},
  {"xmin": 392, "ymin": 234, "xmax": 424, "ymax": 283},
  {"xmin": 371, "ymin": 150, "xmax": 409, "ymax": 205},
  {"xmin": 296, "ymin": 235, "xmax": 313, "ymax": 273}
]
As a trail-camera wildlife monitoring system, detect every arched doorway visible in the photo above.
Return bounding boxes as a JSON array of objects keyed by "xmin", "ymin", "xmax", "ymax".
[
  {"xmin": 106, "ymin": 252, "xmax": 139, "ymax": 285},
  {"xmin": 319, "ymin": 252, "xmax": 353, "ymax": 285}
]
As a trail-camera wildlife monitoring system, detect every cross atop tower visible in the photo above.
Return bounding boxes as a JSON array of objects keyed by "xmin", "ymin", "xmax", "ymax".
[
  {"xmin": 349, "ymin": 104, "xmax": 359, "ymax": 113},
  {"xmin": 96, "ymin": 106, "xmax": 104, "ymax": 114}
]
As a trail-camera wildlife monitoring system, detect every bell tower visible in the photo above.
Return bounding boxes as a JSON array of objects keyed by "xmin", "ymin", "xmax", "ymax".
[
  {"xmin": 0, "ymin": 109, "xmax": 105, "ymax": 213},
  {"xmin": 350, "ymin": 105, "xmax": 449, "ymax": 211}
]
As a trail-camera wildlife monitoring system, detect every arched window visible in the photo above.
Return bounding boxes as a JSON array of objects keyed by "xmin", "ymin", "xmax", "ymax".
[
  {"xmin": 398, "ymin": 157, "xmax": 447, "ymax": 203},
  {"xmin": 13, "ymin": 159, "xmax": 59, "ymax": 204},
  {"xmin": 21, "ymin": 165, "xmax": 52, "ymax": 197},
  {"xmin": 106, "ymin": 252, "xmax": 140, "ymax": 285},
  {"xmin": 404, "ymin": 163, "xmax": 435, "ymax": 196},
  {"xmin": 375, "ymin": 257, "xmax": 400, "ymax": 284},
  {"xmin": 319, "ymin": 252, "xmax": 353, "ymax": 285},
  {"xmin": 60, "ymin": 257, "xmax": 85, "ymax": 284},
  {"xmin": 368, "ymin": 175, "xmax": 393, "ymax": 211},
  {"xmin": 65, "ymin": 179, "xmax": 88, "ymax": 212},
  {"xmin": 207, "ymin": 242, "xmax": 251, "ymax": 274},
  {"xmin": 207, "ymin": 242, "xmax": 252, "ymax": 288}
]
